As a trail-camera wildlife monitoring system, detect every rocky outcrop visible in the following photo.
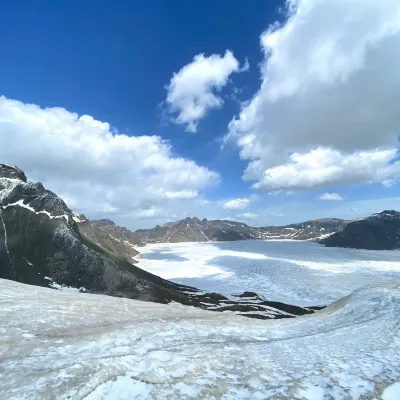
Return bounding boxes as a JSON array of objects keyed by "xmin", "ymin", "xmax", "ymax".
[
  {"xmin": 0, "ymin": 164, "xmax": 315, "ymax": 319},
  {"xmin": 320, "ymin": 210, "xmax": 400, "ymax": 250}
]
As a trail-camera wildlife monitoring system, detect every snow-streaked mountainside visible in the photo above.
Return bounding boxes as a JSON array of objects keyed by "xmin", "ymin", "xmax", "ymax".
[
  {"xmin": 0, "ymin": 164, "xmax": 191, "ymax": 303},
  {"xmin": 97, "ymin": 216, "xmax": 348, "ymax": 245},
  {"xmin": 1, "ymin": 278, "xmax": 399, "ymax": 399},
  {"xmin": 321, "ymin": 210, "xmax": 400, "ymax": 250},
  {"xmin": 0, "ymin": 164, "xmax": 313, "ymax": 319}
]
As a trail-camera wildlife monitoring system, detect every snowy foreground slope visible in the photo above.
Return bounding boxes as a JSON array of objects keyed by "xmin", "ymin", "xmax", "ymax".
[{"xmin": 1, "ymin": 279, "xmax": 400, "ymax": 399}]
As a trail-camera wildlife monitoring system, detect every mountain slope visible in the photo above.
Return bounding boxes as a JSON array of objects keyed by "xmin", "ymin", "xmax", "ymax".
[
  {"xmin": 0, "ymin": 164, "xmax": 188, "ymax": 303},
  {"xmin": 77, "ymin": 217, "xmax": 143, "ymax": 262},
  {"xmin": 125, "ymin": 216, "xmax": 348, "ymax": 244},
  {"xmin": 0, "ymin": 164, "xmax": 313, "ymax": 319},
  {"xmin": 321, "ymin": 210, "xmax": 400, "ymax": 250}
]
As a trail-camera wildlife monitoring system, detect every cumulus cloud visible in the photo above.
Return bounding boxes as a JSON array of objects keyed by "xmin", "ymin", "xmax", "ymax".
[
  {"xmin": 166, "ymin": 51, "xmax": 245, "ymax": 132},
  {"xmin": 229, "ymin": 0, "xmax": 400, "ymax": 190},
  {"xmin": 249, "ymin": 148, "xmax": 400, "ymax": 190},
  {"xmin": 319, "ymin": 192, "xmax": 343, "ymax": 201},
  {"xmin": 222, "ymin": 198, "xmax": 250, "ymax": 210},
  {"xmin": 0, "ymin": 96, "xmax": 219, "ymax": 226},
  {"xmin": 236, "ymin": 212, "xmax": 259, "ymax": 219}
]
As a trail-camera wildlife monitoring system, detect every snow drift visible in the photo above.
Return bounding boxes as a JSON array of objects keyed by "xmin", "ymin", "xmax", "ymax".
[{"xmin": 0, "ymin": 278, "xmax": 399, "ymax": 399}]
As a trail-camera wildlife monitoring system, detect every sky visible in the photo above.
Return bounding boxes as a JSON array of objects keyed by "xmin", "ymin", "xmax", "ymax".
[{"xmin": 1, "ymin": 0, "xmax": 400, "ymax": 229}]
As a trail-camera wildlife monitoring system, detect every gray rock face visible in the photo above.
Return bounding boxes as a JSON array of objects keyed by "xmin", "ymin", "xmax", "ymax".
[
  {"xmin": 321, "ymin": 210, "xmax": 400, "ymax": 250},
  {"xmin": 128, "ymin": 216, "xmax": 348, "ymax": 244}
]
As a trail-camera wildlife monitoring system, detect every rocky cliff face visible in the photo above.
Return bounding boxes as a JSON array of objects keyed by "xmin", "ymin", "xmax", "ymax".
[
  {"xmin": 126, "ymin": 216, "xmax": 348, "ymax": 244},
  {"xmin": 321, "ymin": 210, "xmax": 400, "ymax": 250},
  {"xmin": 0, "ymin": 164, "xmax": 314, "ymax": 319}
]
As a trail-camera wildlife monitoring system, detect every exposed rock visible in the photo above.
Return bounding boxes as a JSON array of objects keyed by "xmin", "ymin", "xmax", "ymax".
[
  {"xmin": 0, "ymin": 164, "xmax": 27, "ymax": 182},
  {"xmin": 321, "ymin": 210, "xmax": 400, "ymax": 250}
]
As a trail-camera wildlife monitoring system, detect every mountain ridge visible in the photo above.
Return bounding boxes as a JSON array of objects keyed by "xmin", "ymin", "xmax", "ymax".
[{"xmin": 88, "ymin": 215, "xmax": 349, "ymax": 245}]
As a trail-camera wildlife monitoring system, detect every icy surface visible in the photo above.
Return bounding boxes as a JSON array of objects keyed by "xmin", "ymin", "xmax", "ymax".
[
  {"xmin": 0, "ymin": 278, "xmax": 399, "ymax": 399},
  {"xmin": 138, "ymin": 241, "xmax": 400, "ymax": 306}
]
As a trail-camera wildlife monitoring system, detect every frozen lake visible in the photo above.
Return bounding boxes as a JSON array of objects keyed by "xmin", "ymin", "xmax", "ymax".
[{"xmin": 137, "ymin": 240, "xmax": 400, "ymax": 306}]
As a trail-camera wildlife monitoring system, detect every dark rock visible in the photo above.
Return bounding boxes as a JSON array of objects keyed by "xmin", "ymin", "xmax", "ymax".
[
  {"xmin": 0, "ymin": 164, "xmax": 27, "ymax": 182},
  {"xmin": 321, "ymin": 210, "xmax": 400, "ymax": 250}
]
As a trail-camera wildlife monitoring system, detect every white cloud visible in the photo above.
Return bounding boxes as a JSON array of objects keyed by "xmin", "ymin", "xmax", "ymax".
[
  {"xmin": 319, "ymin": 192, "xmax": 343, "ymax": 201},
  {"xmin": 229, "ymin": 0, "xmax": 400, "ymax": 190},
  {"xmin": 166, "ymin": 51, "xmax": 245, "ymax": 132},
  {"xmin": 222, "ymin": 198, "xmax": 250, "ymax": 210},
  {"xmin": 236, "ymin": 212, "xmax": 259, "ymax": 219},
  {"xmin": 250, "ymin": 148, "xmax": 400, "ymax": 190},
  {"xmin": 0, "ymin": 96, "xmax": 219, "ymax": 227}
]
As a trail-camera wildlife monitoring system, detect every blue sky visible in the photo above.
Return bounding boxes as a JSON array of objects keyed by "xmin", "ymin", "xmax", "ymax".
[{"xmin": 1, "ymin": 0, "xmax": 400, "ymax": 229}]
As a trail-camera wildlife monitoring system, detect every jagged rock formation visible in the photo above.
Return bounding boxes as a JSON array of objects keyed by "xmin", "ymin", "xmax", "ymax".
[
  {"xmin": 122, "ymin": 216, "xmax": 348, "ymax": 244},
  {"xmin": 321, "ymin": 210, "xmax": 400, "ymax": 250},
  {"xmin": 0, "ymin": 164, "xmax": 314, "ymax": 319}
]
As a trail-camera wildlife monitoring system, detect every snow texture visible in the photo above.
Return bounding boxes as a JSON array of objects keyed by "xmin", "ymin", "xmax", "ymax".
[
  {"xmin": 0, "ymin": 278, "xmax": 399, "ymax": 399},
  {"xmin": 138, "ymin": 241, "xmax": 400, "ymax": 306}
]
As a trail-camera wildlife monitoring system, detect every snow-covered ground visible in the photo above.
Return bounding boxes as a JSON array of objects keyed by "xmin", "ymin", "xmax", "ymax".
[
  {"xmin": 0, "ymin": 278, "xmax": 399, "ymax": 399},
  {"xmin": 137, "ymin": 241, "xmax": 400, "ymax": 306}
]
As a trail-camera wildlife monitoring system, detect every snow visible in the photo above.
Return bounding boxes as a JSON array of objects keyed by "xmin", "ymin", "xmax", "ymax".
[
  {"xmin": 0, "ymin": 278, "xmax": 399, "ymax": 399},
  {"xmin": 72, "ymin": 212, "xmax": 85, "ymax": 223},
  {"xmin": 3, "ymin": 199, "xmax": 69, "ymax": 221},
  {"xmin": 137, "ymin": 242, "xmax": 268, "ymax": 280},
  {"xmin": 109, "ymin": 234, "xmax": 122, "ymax": 243},
  {"xmin": 85, "ymin": 376, "xmax": 150, "ymax": 400},
  {"xmin": 382, "ymin": 383, "xmax": 400, "ymax": 400},
  {"xmin": 23, "ymin": 257, "xmax": 34, "ymax": 267},
  {"xmin": 137, "ymin": 241, "xmax": 400, "ymax": 307},
  {"xmin": 0, "ymin": 177, "xmax": 21, "ymax": 201},
  {"xmin": 48, "ymin": 279, "xmax": 87, "ymax": 292}
]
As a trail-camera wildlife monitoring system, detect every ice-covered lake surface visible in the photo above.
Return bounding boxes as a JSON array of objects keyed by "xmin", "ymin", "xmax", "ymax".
[{"xmin": 137, "ymin": 240, "xmax": 400, "ymax": 306}]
